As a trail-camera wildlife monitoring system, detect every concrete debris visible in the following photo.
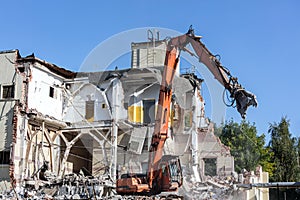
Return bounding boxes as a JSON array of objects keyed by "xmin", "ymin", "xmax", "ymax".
[
  {"xmin": 0, "ymin": 172, "xmax": 115, "ymax": 199},
  {"xmin": 0, "ymin": 173, "xmax": 241, "ymax": 200},
  {"xmin": 177, "ymin": 167, "xmax": 249, "ymax": 200},
  {"xmin": 177, "ymin": 166, "xmax": 269, "ymax": 199}
]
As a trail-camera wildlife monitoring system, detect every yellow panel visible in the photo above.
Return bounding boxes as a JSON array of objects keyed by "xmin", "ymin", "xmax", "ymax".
[
  {"xmin": 87, "ymin": 117, "xmax": 94, "ymax": 122},
  {"xmin": 128, "ymin": 106, "xmax": 143, "ymax": 123},
  {"xmin": 141, "ymin": 106, "xmax": 144, "ymax": 123},
  {"xmin": 128, "ymin": 106, "xmax": 134, "ymax": 122},
  {"xmin": 129, "ymin": 105, "xmax": 172, "ymax": 124},
  {"xmin": 135, "ymin": 106, "xmax": 142, "ymax": 123}
]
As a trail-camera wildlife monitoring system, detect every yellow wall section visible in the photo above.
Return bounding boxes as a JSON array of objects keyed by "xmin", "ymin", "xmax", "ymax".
[
  {"xmin": 128, "ymin": 106, "xmax": 143, "ymax": 123},
  {"xmin": 128, "ymin": 106, "xmax": 134, "ymax": 122},
  {"xmin": 128, "ymin": 105, "xmax": 172, "ymax": 124},
  {"xmin": 87, "ymin": 116, "xmax": 94, "ymax": 122},
  {"xmin": 135, "ymin": 106, "xmax": 142, "ymax": 123}
]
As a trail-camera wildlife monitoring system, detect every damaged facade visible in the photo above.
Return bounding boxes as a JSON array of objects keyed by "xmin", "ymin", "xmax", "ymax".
[
  {"xmin": 0, "ymin": 34, "xmax": 264, "ymax": 199},
  {"xmin": 0, "ymin": 50, "xmax": 75, "ymax": 187}
]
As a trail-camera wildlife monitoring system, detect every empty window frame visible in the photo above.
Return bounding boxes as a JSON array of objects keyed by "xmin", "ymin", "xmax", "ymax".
[
  {"xmin": 204, "ymin": 158, "xmax": 217, "ymax": 176},
  {"xmin": 49, "ymin": 86, "xmax": 55, "ymax": 98},
  {"xmin": 143, "ymin": 99, "xmax": 155, "ymax": 124},
  {"xmin": 85, "ymin": 100, "xmax": 95, "ymax": 122},
  {"xmin": 2, "ymin": 84, "xmax": 14, "ymax": 99},
  {"xmin": 0, "ymin": 151, "xmax": 10, "ymax": 164}
]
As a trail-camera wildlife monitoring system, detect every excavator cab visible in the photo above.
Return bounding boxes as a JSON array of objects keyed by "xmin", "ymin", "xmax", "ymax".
[
  {"xmin": 116, "ymin": 155, "xmax": 182, "ymax": 195},
  {"xmin": 160, "ymin": 155, "xmax": 183, "ymax": 192}
]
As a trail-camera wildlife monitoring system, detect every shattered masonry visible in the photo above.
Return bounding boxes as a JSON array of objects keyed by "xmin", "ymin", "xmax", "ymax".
[{"xmin": 0, "ymin": 36, "xmax": 267, "ymax": 199}]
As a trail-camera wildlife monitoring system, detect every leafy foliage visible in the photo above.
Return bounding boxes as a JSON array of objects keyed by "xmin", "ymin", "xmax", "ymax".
[
  {"xmin": 268, "ymin": 117, "xmax": 300, "ymax": 182},
  {"xmin": 218, "ymin": 117, "xmax": 300, "ymax": 181},
  {"xmin": 218, "ymin": 119, "xmax": 274, "ymax": 174}
]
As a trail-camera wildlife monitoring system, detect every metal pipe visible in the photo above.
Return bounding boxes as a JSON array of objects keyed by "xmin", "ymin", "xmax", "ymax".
[{"xmin": 237, "ymin": 182, "xmax": 300, "ymax": 189}]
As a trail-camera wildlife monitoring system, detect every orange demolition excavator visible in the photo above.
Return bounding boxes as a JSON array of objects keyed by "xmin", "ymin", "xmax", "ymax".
[{"xmin": 116, "ymin": 26, "xmax": 257, "ymax": 195}]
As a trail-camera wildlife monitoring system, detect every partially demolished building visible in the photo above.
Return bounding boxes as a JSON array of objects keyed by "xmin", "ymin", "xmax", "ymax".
[
  {"xmin": 0, "ymin": 36, "xmax": 249, "ymax": 199},
  {"xmin": 0, "ymin": 50, "xmax": 75, "ymax": 187}
]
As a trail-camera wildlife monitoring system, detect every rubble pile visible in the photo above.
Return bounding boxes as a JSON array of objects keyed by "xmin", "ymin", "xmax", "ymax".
[
  {"xmin": 0, "ymin": 173, "xmax": 116, "ymax": 199},
  {"xmin": 0, "ymin": 167, "xmax": 267, "ymax": 199},
  {"xmin": 179, "ymin": 174, "xmax": 244, "ymax": 200}
]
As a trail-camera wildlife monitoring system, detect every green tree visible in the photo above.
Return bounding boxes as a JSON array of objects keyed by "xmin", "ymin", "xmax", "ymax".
[
  {"xmin": 219, "ymin": 119, "xmax": 274, "ymax": 174},
  {"xmin": 268, "ymin": 117, "xmax": 299, "ymax": 182}
]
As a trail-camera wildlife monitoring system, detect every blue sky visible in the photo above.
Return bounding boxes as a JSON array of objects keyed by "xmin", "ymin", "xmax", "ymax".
[{"xmin": 1, "ymin": 1, "xmax": 300, "ymax": 141}]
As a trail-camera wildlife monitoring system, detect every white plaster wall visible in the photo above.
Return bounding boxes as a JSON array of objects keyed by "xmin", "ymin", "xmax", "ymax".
[
  {"xmin": 128, "ymin": 84, "xmax": 160, "ymax": 107},
  {"xmin": 133, "ymin": 42, "xmax": 167, "ymax": 68},
  {"xmin": 217, "ymin": 156, "xmax": 234, "ymax": 176},
  {"xmin": 0, "ymin": 101, "xmax": 14, "ymax": 151},
  {"xmin": 0, "ymin": 52, "xmax": 23, "ymax": 153},
  {"xmin": 104, "ymin": 81, "xmax": 127, "ymax": 120},
  {"xmin": 63, "ymin": 83, "xmax": 111, "ymax": 123},
  {"xmin": 27, "ymin": 65, "xmax": 64, "ymax": 120},
  {"xmin": 132, "ymin": 41, "xmax": 181, "ymax": 75},
  {"xmin": 0, "ymin": 51, "xmax": 23, "ymax": 99}
]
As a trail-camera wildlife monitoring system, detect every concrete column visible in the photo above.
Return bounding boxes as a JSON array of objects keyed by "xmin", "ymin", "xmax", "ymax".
[
  {"xmin": 111, "ymin": 78, "xmax": 120, "ymax": 181},
  {"xmin": 191, "ymin": 89, "xmax": 201, "ymax": 182}
]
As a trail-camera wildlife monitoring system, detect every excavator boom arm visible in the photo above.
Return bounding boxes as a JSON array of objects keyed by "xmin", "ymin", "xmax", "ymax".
[
  {"xmin": 147, "ymin": 27, "xmax": 258, "ymax": 192},
  {"xmin": 117, "ymin": 27, "xmax": 258, "ymax": 196},
  {"xmin": 147, "ymin": 41, "xmax": 180, "ymax": 192},
  {"xmin": 172, "ymin": 27, "xmax": 258, "ymax": 118}
]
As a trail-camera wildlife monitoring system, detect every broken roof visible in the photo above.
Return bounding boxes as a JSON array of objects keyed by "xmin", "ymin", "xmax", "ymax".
[
  {"xmin": 76, "ymin": 68, "xmax": 130, "ymax": 85},
  {"xmin": 77, "ymin": 67, "xmax": 196, "ymax": 108},
  {"xmin": 0, "ymin": 49, "xmax": 19, "ymax": 55},
  {"xmin": 17, "ymin": 53, "xmax": 76, "ymax": 79}
]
